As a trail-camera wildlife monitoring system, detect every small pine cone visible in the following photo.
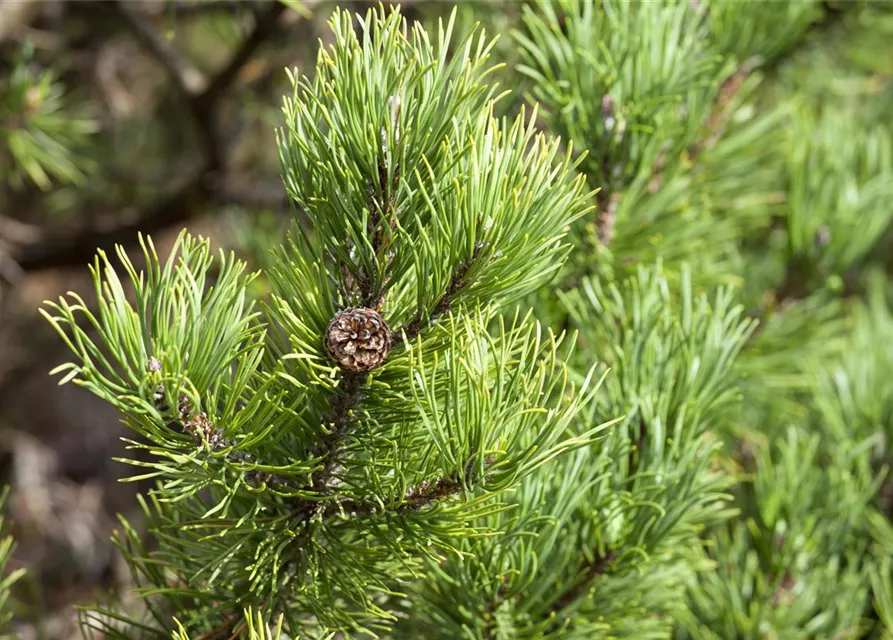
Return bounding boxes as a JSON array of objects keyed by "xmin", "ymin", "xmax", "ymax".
[{"xmin": 324, "ymin": 307, "xmax": 391, "ymax": 372}]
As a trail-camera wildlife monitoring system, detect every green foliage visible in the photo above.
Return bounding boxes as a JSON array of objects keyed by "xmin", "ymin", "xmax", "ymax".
[
  {"xmin": 29, "ymin": 0, "xmax": 893, "ymax": 637},
  {"xmin": 516, "ymin": 0, "xmax": 725, "ymax": 192},
  {"xmin": 0, "ymin": 43, "xmax": 97, "ymax": 190},
  {"xmin": 786, "ymin": 110, "xmax": 893, "ymax": 281},
  {"xmin": 505, "ymin": 0, "xmax": 893, "ymax": 637},
  {"xmin": 42, "ymin": 6, "xmax": 603, "ymax": 637},
  {"xmin": 707, "ymin": 0, "xmax": 823, "ymax": 64},
  {"xmin": 813, "ymin": 273, "xmax": 893, "ymax": 453},
  {"xmin": 512, "ymin": 0, "xmax": 810, "ymax": 288},
  {"xmin": 868, "ymin": 511, "xmax": 893, "ymax": 638},
  {"xmin": 278, "ymin": 6, "xmax": 591, "ymax": 318},
  {"xmin": 172, "ymin": 609, "xmax": 287, "ymax": 640},
  {"xmin": 82, "ymin": 600, "xmax": 287, "ymax": 640},
  {"xmin": 391, "ymin": 267, "xmax": 754, "ymax": 638},
  {"xmin": 677, "ymin": 428, "xmax": 873, "ymax": 639}
]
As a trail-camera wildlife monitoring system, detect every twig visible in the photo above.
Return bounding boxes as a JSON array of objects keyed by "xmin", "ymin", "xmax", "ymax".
[
  {"xmin": 688, "ymin": 62, "xmax": 754, "ymax": 162},
  {"xmin": 552, "ymin": 549, "xmax": 619, "ymax": 612},
  {"xmin": 596, "ymin": 95, "xmax": 619, "ymax": 246},
  {"xmin": 308, "ymin": 372, "xmax": 367, "ymax": 492},
  {"xmin": 0, "ymin": 216, "xmax": 40, "ymax": 244},
  {"xmin": 113, "ymin": 1, "xmax": 206, "ymax": 96},
  {"xmin": 396, "ymin": 240, "xmax": 485, "ymax": 344},
  {"xmin": 290, "ymin": 371, "xmax": 368, "ymax": 520},
  {"xmin": 0, "ymin": 244, "xmax": 25, "ymax": 286},
  {"xmin": 322, "ymin": 474, "xmax": 467, "ymax": 519},
  {"xmin": 217, "ymin": 177, "xmax": 291, "ymax": 210},
  {"xmin": 15, "ymin": 177, "xmax": 214, "ymax": 272},
  {"xmin": 12, "ymin": 2, "xmax": 292, "ymax": 273},
  {"xmin": 596, "ymin": 192, "xmax": 620, "ymax": 246},
  {"xmin": 746, "ymin": 257, "xmax": 812, "ymax": 344},
  {"xmin": 197, "ymin": 3, "xmax": 286, "ymax": 112},
  {"xmin": 159, "ymin": 384, "xmax": 298, "ymax": 491},
  {"xmin": 771, "ymin": 572, "xmax": 797, "ymax": 608}
]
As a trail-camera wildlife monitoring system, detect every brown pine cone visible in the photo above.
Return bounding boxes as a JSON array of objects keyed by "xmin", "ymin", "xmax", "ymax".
[{"xmin": 324, "ymin": 307, "xmax": 391, "ymax": 372}]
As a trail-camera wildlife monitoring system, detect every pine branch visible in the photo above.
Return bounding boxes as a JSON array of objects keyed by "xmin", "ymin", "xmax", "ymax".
[
  {"xmin": 303, "ymin": 371, "xmax": 368, "ymax": 494},
  {"xmin": 552, "ymin": 549, "xmax": 619, "ymax": 613},
  {"xmin": 294, "ymin": 143, "xmax": 403, "ymax": 514},
  {"xmin": 154, "ymin": 377, "xmax": 298, "ymax": 491},
  {"xmin": 688, "ymin": 63, "xmax": 754, "ymax": 162},
  {"xmin": 161, "ymin": 364, "xmax": 466, "ymax": 525},
  {"xmin": 397, "ymin": 240, "xmax": 485, "ymax": 344},
  {"xmin": 322, "ymin": 475, "xmax": 467, "ymax": 519},
  {"xmin": 595, "ymin": 95, "xmax": 618, "ymax": 246}
]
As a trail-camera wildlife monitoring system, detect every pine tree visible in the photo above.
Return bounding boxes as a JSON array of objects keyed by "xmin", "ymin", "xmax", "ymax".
[
  {"xmin": 31, "ymin": 0, "xmax": 893, "ymax": 638},
  {"xmin": 41, "ymin": 6, "xmax": 610, "ymax": 637}
]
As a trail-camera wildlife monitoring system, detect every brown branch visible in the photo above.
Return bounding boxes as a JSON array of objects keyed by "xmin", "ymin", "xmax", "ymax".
[
  {"xmin": 11, "ymin": 2, "xmax": 291, "ymax": 273},
  {"xmin": 289, "ymin": 370, "xmax": 369, "ymax": 520},
  {"xmin": 0, "ymin": 216, "xmax": 40, "ymax": 244},
  {"xmin": 771, "ymin": 572, "xmax": 797, "ymax": 608},
  {"xmin": 746, "ymin": 256, "xmax": 813, "ymax": 344},
  {"xmin": 595, "ymin": 95, "xmax": 619, "ymax": 246},
  {"xmin": 15, "ymin": 177, "xmax": 214, "ymax": 272},
  {"xmin": 159, "ymin": 384, "xmax": 298, "ymax": 491},
  {"xmin": 688, "ymin": 62, "xmax": 754, "ymax": 163},
  {"xmin": 197, "ymin": 3, "xmax": 286, "ymax": 113},
  {"xmin": 770, "ymin": 262, "xmax": 807, "ymax": 310},
  {"xmin": 595, "ymin": 191, "xmax": 620, "ymax": 246},
  {"xmin": 218, "ymin": 177, "xmax": 291, "ymax": 210},
  {"xmin": 552, "ymin": 549, "xmax": 619, "ymax": 612},
  {"xmin": 310, "ymin": 372, "xmax": 367, "ymax": 489},
  {"xmin": 0, "ymin": 243, "xmax": 25, "ymax": 285},
  {"xmin": 396, "ymin": 240, "xmax": 484, "ymax": 344},
  {"xmin": 113, "ymin": 1, "xmax": 206, "ymax": 96},
  {"xmin": 321, "ymin": 474, "xmax": 466, "ymax": 519}
]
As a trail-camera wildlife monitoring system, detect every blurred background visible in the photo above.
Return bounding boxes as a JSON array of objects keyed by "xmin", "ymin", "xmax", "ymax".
[{"xmin": 0, "ymin": 1, "xmax": 891, "ymax": 638}]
